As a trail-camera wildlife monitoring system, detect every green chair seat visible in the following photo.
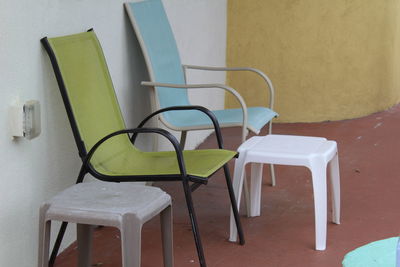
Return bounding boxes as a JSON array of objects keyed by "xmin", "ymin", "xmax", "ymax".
[{"xmin": 94, "ymin": 148, "xmax": 237, "ymax": 178}]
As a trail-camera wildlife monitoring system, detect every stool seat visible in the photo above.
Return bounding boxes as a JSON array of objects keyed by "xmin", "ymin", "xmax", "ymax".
[
  {"xmin": 238, "ymin": 135, "xmax": 336, "ymax": 167},
  {"xmin": 46, "ymin": 182, "xmax": 171, "ymax": 225},
  {"xmin": 38, "ymin": 181, "xmax": 173, "ymax": 267},
  {"xmin": 229, "ymin": 134, "xmax": 341, "ymax": 250}
]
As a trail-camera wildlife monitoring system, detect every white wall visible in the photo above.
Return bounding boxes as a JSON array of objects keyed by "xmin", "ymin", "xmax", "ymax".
[{"xmin": 0, "ymin": 0, "xmax": 227, "ymax": 266}]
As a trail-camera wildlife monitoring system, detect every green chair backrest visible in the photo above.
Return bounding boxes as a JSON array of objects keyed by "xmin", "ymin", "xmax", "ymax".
[{"xmin": 45, "ymin": 31, "xmax": 134, "ymax": 166}]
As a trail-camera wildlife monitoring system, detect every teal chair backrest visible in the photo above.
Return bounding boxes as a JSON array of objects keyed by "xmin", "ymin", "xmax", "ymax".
[{"xmin": 126, "ymin": 0, "xmax": 191, "ymax": 114}]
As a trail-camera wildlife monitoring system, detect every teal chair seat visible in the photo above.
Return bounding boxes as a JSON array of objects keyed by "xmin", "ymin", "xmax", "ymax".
[
  {"xmin": 164, "ymin": 107, "xmax": 277, "ymax": 133},
  {"xmin": 342, "ymin": 237, "xmax": 400, "ymax": 267}
]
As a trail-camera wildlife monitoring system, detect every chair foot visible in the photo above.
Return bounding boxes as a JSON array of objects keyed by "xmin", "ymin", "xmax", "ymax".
[
  {"xmin": 270, "ymin": 164, "xmax": 276, "ymax": 186},
  {"xmin": 49, "ymin": 221, "xmax": 68, "ymax": 266},
  {"xmin": 182, "ymin": 180, "xmax": 207, "ymax": 267},
  {"xmin": 224, "ymin": 165, "xmax": 245, "ymax": 245}
]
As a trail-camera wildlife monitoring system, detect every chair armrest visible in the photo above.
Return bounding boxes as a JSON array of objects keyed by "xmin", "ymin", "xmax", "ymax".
[
  {"xmin": 141, "ymin": 81, "xmax": 248, "ymax": 141},
  {"xmin": 182, "ymin": 64, "xmax": 275, "ymax": 110},
  {"xmin": 81, "ymin": 128, "xmax": 187, "ymax": 177},
  {"xmin": 131, "ymin": 105, "xmax": 225, "ymax": 149}
]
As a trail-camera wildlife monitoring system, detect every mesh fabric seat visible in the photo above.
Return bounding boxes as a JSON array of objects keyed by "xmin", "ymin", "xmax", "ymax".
[
  {"xmin": 94, "ymin": 149, "xmax": 235, "ymax": 179},
  {"xmin": 41, "ymin": 30, "xmax": 244, "ymax": 267}
]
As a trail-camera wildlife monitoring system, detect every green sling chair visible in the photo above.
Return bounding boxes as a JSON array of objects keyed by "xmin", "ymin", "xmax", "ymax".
[{"xmin": 41, "ymin": 30, "xmax": 244, "ymax": 267}]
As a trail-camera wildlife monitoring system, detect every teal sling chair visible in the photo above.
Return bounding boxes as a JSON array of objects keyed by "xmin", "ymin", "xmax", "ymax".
[
  {"xmin": 124, "ymin": 0, "xmax": 279, "ymax": 186},
  {"xmin": 41, "ymin": 30, "xmax": 244, "ymax": 267},
  {"xmin": 124, "ymin": 0, "xmax": 278, "ymax": 145}
]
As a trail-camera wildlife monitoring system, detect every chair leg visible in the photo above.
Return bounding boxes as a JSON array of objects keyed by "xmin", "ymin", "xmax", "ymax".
[
  {"xmin": 241, "ymin": 127, "xmax": 248, "ymax": 143},
  {"xmin": 182, "ymin": 180, "xmax": 206, "ymax": 267},
  {"xmin": 38, "ymin": 204, "xmax": 51, "ymax": 267},
  {"xmin": 223, "ymin": 165, "xmax": 245, "ymax": 245},
  {"xmin": 49, "ymin": 170, "xmax": 86, "ymax": 266},
  {"xmin": 269, "ymin": 164, "xmax": 276, "ymax": 186},
  {"xmin": 310, "ymin": 159, "xmax": 328, "ymax": 251},
  {"xmin": 249, "ymin": 163, "xmax": 263, "ymax": 217},
  {"xmin": 49, "ymin": 221, "xmax": 68, "ymax": 266},
  {"xmin": 121, "ymin": 214, "xmax": 142, "ymax": 267},
  {"xmin": 329, "ymin": 152, "xmax": 341, "ymax": 224},
  {"xmin": 180, "ymin": 131, "xmax": 187, "ymax": 150},
  {"xmin": 77, "ymin": 224, "xmax": 93, "ymax": 267},
  {"xmin": 160, "ymin": 205, "xmax": 174, "ymax": 267},
  {"xmin": 268, "ymin": 122, "xmax": 276, "ymax": 187},
  {"xmin": 229, "ymin": 157, "xmax": 246, "ymax": 242}
]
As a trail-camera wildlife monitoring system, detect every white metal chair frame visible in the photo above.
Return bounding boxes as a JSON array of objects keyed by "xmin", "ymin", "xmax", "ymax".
[{"xmin": 141, "ymin": 65, "xmax": 276, "ymax": 144}]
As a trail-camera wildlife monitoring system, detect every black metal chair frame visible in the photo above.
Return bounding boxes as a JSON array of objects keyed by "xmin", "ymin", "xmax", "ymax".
[{"xmin": 41, "ymin": 32, "xmax": 244, "ymax": 267}]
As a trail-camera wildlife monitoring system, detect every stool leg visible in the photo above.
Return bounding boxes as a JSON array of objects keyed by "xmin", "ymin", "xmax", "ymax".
[
  {"xmin": 250, "ymin": 163, "xmax": 263, "ymax": 217},
  {"xmin": 243, "ymin": 171, "xmax": 251, "ymax": 217},
  {"xmin": 77, "ymin": 224, "xmax": 93, "ymax": 267},
  {"xmin": 310, "ymin": 160, "xmax": 328, "ymax": 251},
  {"xmin": 230, "ymin": 157, "xmax": 246, "ymax": 242},
  {"xmin": 38, "ymin": 204, "xmax": 51, "ymax": 267},
  {"xmin": 121, "ymin": 214, "xmax": 142, "ymax": 267},
  {"xmin": 329, "ymin": 152, "xmax": 341, "ymax": 224},
  {"xmin": 161, "ymin": 205, "xmax": 174, "ymax": 267}
]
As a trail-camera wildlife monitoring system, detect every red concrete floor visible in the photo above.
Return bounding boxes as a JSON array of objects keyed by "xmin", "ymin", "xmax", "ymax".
[{"xmin": 55, "ymin": 104, "xmax": 400, "ymax": 267}]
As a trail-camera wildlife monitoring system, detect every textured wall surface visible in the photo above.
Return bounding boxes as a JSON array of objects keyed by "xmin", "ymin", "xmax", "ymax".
[
  {"xmin": 0, "ymin": 1, "xmax": 226, "ymax": 266},
  {"xmin": 227, "ymin": 0, "xmax": 400, "ymax": 122}
]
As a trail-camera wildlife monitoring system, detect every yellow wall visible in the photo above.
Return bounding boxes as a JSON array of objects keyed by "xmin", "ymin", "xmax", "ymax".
[{"xmin": 227, "ymin": 0, "xmax": 400, "ymax": 122}]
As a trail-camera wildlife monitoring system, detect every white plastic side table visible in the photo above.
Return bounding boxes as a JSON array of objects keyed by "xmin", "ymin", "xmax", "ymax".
[{"xmin": 229, "ymin": 134, "xmax": 340, "ymax": 250}]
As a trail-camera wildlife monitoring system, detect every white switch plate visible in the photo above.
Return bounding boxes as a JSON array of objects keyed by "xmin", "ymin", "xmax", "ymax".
[
  {"xmin": 9, "ymin": 99, "xmax": 41, "ymax": 140},
  {"xmin": 23, "ymin": 100, "xmax": 41, "ymax": 140}
]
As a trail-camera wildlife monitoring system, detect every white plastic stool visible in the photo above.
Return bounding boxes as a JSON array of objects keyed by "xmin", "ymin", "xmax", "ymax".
[
  {"xmin": 38, "ymin": 182, "xmax": 173, "ymax": 267},
  {"xmin": 229, "ymin": 134, "xmax": 340, "ymax": 250}
]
